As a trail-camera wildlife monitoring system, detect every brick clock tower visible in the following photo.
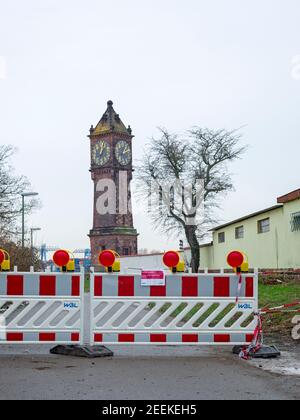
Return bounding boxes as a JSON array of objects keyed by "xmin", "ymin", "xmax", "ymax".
[{"xmin": 88, "ymin": 100, "xmax": 138, "ymax": 265}]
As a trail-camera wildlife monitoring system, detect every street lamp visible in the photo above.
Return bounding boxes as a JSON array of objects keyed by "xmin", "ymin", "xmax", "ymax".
[
  {"xmin": 30, "ymin": 228, "xmax": 41, "ymax": 250},
  {"xmin": 21, "ymin": 192, "xmax": 39, "ymax": 248}
]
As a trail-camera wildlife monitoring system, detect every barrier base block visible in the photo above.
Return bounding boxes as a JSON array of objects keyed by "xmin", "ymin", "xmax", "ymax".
[
  {"xmin": 232, "ymin": 345, "xmax": 281, "ymax": 359},
  {"xmin": 50, "ymin": 345, "xmax": 114, "ymax": 359}
]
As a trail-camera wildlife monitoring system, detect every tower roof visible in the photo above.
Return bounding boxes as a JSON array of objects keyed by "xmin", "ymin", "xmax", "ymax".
[{"xmin": 90, "ymin": 100, "xmax": 132, "ymax": 136}]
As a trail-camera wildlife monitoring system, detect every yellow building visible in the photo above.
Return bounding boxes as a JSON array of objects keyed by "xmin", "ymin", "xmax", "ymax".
[{"xmin": 200, "ymin": 189, "xmax": 300, "ymax": 270}]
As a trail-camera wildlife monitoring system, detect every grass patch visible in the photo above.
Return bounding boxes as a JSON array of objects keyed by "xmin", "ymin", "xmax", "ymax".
[
  {"xmin": 258, "ymin": 283, "xmax": 300, "ymax": 308},
  {"xmin": 258, "ymin": 282, "xmax": 300, "ymax": 335}
]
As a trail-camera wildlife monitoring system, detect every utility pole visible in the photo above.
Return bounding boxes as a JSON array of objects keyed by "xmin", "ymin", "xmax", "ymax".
[{"xmin": 21, "ymin": 192, "xmax": 39, "ymax": 248}]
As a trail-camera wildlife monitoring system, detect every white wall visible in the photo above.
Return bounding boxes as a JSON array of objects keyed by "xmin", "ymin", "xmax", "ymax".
[{"xmin": 120, "ymin": 252, "xmax": 188, "ymax": 274}]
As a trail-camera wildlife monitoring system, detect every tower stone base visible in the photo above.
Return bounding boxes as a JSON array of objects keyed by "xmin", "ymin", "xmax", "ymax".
[{"xmin": 89, "ymin": 228, "xmax": 138, "ymax": 266}]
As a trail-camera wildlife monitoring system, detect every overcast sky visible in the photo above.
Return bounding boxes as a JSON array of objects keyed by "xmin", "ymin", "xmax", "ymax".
[{"xmin": 0, "ymin": 0, "xmax": 299, "ymax": 252}]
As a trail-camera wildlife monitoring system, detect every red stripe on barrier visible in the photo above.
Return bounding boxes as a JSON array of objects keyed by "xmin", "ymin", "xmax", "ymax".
[
  {"xmin": 94, "ymin": 334, "xmax": 103, "ymax": 343},
  {"xmin": 150, "ymin": 334, "xmax": 167, "ymax": 343},
  {"xmin": 150, "ymin": 285, "xmax": 166, "ymax": 297},
  {"xmin": 118, "ymin": 276, "xmax": 135, "ymax": 296},
  {"xmin": 7, "ymin": 333, "xmax": 23, "ymax": 342},
  {"xmin": 246, "ymin": 334, "xmax": 254, "ymax": 343},
  {"xmin": 71, "ymin": 276, "xmax": 80, "ymax": 296},
  {"xmin": 39, "ymin": 276, "xmax": 56, "ymax": 296},
  {"xmin": 39, "ymin": 333, "xmax": 56, "ymax": 342},
  {"xmin": 182, "ymin": 334, "xmax": 198, "ymax": 343},
  {"xmin": 245, "ymin": 277, "xmax": 254, "ymax": 297},
  {"xmin": 7, "ymin": 275, "xmax": 23, "ymax": 296},
  {"xmin": 94, "ymin": 276, "xmax": 103, "ymax": 297},
  {"xmin": 214, "ymin": 334, "xmax": 231, "ymax": 343},
  {"xmin": 182, "ymin": 277, "xmax": 198, "ymax": 297},
  {"xmin": 119, "ymin": 334, "xmax": 135, "ymax": 343},
  {"xmin": 214, "ymin": 277, "xmax": 230, "ymax": 297},
  {"xmin": 71, "ymin": 333, "xmax": 80, "ymax": 342}
]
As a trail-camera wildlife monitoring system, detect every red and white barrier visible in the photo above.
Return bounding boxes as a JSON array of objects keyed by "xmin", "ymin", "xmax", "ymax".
[
  {"xmin": 90, "ymin": 271, "xmax": 258, "ymax": 346},
  {"xmin": 0, "ymin": 269, "xmax": 84, "ymax": 344}
]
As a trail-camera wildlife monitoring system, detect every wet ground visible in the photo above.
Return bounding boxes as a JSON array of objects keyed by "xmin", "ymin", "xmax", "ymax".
[{"xmin": 249, "ymin": 334, "xmax": 300, "ymax": 377}]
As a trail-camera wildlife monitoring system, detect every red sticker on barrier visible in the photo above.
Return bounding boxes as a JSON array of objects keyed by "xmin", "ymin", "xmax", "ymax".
[
  {"xmin": 94, "ymin": 276, "xmax": 103, "ymax": 297},
  {"xmin": 182, "ymin": 334, "xmax": 199, "ymax": 343},
  {"xmin": 94, "ymin": 334, "xmax": 103, "ymax": 343},
  {"xmin": 214, "ymin": 277, "xmax": 230, "ymax": 297},
  {"xmin": 7, "ymin": 333, "xmax": 23, "ymax": 342},
  {"xmin": 119, "ymin": 334, "xmax": 135, "ymax": 343},
  {"xmin": 214, "ymin": 334, "xmax": 231, "ymax": 343},
  {"xmin": 182, "ymin": 277, "xmax": 198, "ymax": 297},
  {"xmin": 39, "ymin": 333, "xmax": 56, "ymax": 342},
  {"xmin": 245, "ymin": 277, "xmax": 254, "ymax": 297},
  {"xmin": 39, "ymin": 276, "xmax": 56, "ymax": 296},
  {"xmin": 71, "ymin": 333, "xmax": 80, "ymax": 342},
  {"xmin": 71, "ymin": 276, "xmax": 80, "ymax": 296},
  {"xmin": 7, "ymin": 275, "xmax": 23, "ymax": 296},
  {"xmin": 150, "ymin": 334, "xmax": 167, "ymax": 343},
  {"xmin": 118, "ymin": 276, "xmax": 134, "ymax": 297}
]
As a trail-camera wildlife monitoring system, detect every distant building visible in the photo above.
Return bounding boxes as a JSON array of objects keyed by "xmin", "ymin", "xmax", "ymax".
[
  {"xmin": 120, "ymin": 188, "xmax": 300, "ymax": 271},
  {"xmin": 207, "ymin": 188, "xmax": 300, "ymax": 269}
]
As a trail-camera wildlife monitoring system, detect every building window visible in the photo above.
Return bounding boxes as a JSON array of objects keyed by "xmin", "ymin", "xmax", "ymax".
[
  {"xmin": 258, "ymin": 218, "xmax": 270, "ymax": 234},
  {"xmin": 291, "ymin": 212, "xmax": 300, "ymax": 232},
  {"xmin": 218, "ymin": 232, "xmax": 225, "ymax": 243},
  {"xmin": 123, "ymin": 247, "xmax": 130, "ymax": 256},
  {"xmin": 235, "ymin": 226, "xmax": 244, "ymax": 239}
]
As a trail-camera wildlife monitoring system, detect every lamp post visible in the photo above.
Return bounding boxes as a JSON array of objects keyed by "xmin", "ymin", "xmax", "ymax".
[
  {"xmin": 30, "ymin": 228, "xmax": 41, "ymax": 250},
  {"xmin": 21, "ymin": 192, "xmax": 39, "ymax": 248}
]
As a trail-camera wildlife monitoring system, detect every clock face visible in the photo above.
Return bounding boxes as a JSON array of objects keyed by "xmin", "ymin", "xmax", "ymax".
[
  {"xmin": 92, "ymin": 141, "xmax": 110, "ymax": 167},
  {"xmin": 115, "ymin": 140, "xmax": 131, "ymax": 166}
]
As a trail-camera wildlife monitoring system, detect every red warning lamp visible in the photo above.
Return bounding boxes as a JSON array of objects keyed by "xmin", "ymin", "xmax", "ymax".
[
  {"xmin": 0, "ymin": 250, "xmax": 5, "ymax": 265},
  {"xmin": 53, "ymin": 250, "xmax": 70, "ymax": 268},
  {"xmin": 163, "ymin": 251, "xmax": 180, "ymax": 272},
  {"xmin": 99, "ymin": 250, "xmax": 116, "ymax": 272},
  {"xmin": 227, "ymin": 251, "xmax": 244, "ymax": 270}
]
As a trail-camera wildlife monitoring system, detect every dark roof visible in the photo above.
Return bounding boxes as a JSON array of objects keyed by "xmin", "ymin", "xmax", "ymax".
[
  {"xmin": 277, "ymin": 188, "xmax": 300, "ymax": 204},
  {"xmin": 90, "ymin": 100, "xmax": 132, "ymax": 136},
  {"xmin": 210, "ymin": 205, "xmax": 283, "ymax": 232}
]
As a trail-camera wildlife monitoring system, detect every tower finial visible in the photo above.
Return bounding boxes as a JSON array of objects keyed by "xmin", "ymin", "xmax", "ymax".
[{"xmin": 107, "ymin": 100, "xmax": 113, "ymax": 107}]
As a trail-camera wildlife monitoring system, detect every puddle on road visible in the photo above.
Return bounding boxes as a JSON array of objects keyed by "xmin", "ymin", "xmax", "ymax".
[
  {"xmin": 248, "ymin": 335, "xmax": 300, "ymax": 377},
  {"xmin": 249, "ymin": 351, "xmax": 300, "ymax": 377}
]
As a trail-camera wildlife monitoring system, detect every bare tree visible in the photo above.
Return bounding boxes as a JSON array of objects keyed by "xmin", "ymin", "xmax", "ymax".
[
  {"xmin": 136, "ymin": 128, "xmax": 247, "ymax": 273},
  {"xmin": 0, "ymin": 145, "xmax": 39, "ymax": 239},
  {"xmin": 0, "ymin": 238, "xmax": 41, "ymax": 272}
]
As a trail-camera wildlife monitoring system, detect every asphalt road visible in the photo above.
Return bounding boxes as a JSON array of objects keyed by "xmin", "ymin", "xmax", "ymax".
[
  {"xmin": 0, "ymin": 346, "xmax": 299, "ymax": 400},
  {"xmin": 0, "ymin": 295, "xmax": 299, "ymax": 400}
]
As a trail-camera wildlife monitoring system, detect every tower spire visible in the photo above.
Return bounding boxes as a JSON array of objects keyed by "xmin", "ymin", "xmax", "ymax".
[{"xmin": 91, "ymin": 100, "xmax": 131, "ymax": 136}]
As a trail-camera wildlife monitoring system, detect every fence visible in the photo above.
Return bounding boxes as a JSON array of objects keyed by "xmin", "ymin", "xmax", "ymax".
[
  {"xmin": 0, "ymin": 268, "xmax": 258, "ymax": 348},
  {"xmin": 90, "ymin": 272, "xmax": 258, "ymax": 346},
  {"xmin": 0, "ymin": 269, "xmax": 84, "ymax": 344}
]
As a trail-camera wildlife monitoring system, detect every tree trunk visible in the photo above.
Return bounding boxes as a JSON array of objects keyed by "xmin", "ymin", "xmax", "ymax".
[{"xmin": 185, "ymin": 226, "xmax": 200, "ymax": 273}]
